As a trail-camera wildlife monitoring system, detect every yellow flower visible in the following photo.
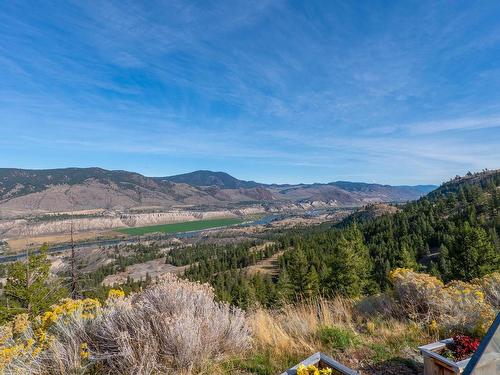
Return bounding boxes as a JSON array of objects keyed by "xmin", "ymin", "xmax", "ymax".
[
  {"xmin": 41, "ymin": 311, "xmax": 57, "ymax": 326},
  {"xmin": 429, "ymin": 320, "xmax": 439, "ymax": 335},
  {"xmin": 0, "ymin": 344, "xmax": 23, "ymax": 370},
  {"xmin": 297, "ymin": 364, "xmax": 308, "ymax": 375},
  {"xmin": 296, "ymin": 364, "xmax": 331, "ymax": 375},
  {"xmin": 12, "ymin": 314, "xmax": 29, "ymax": 334},
  {"xmin": 24, "ymin": 338, "xmax": 35, "ymax": 349},
  {"xmin": 474, "ymin": 291, "xmax": 484, "ymax": 301},
  {"xmin": 107, "ymin": 289, "xmax": 125, "ymax": 300},
  {"xmin": 80, "ymin": 342, "xmax": 89, "ymax": 359}
]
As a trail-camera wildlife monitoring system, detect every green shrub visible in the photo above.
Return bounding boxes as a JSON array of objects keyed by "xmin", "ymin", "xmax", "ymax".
[
  {"xmin": 369, "ymin": 342, "xmax": 392, "ymax": 362},
  {"xmin": 227, "ymin": 351, "xmax": 301, "ymax": 375},
  {"xmin": 317, "ymin": 325, "xmax": 359, "ymax": 351}
]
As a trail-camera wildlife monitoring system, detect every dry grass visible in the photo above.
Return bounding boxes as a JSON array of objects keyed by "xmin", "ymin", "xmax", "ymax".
[
  {"xmin": 6, "ymin": 230, "xmax": 121, "ymax": 253},
  {"xmin": 246, "ymin": 297, "xmax": 427, "ymax": 373},
  {"xmin": 245, "ymin": 251, "xmax": 283, "ymax": 276},
  {"xmin": 249, "ymin": 297, "xmax": 355, "ymax": 363}
]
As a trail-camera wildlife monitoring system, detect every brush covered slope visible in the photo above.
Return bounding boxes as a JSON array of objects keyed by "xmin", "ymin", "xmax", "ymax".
[
  {"xmin": 0, "ymin": 268, "xmax": 498, "ymax": 375},
  {"xmin": 164, "ymin": 170, "xmax": 260, "ymax": 189},
  {"xmin": 0, "ymin": 168, "xmax": 270, "ymax": 216}
]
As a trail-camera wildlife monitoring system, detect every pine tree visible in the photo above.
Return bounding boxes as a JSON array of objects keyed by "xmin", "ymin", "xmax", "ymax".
[
  {"xmin": 276, "ymin": 269, "xmax": 294, "ymax": 302},
  {"xmin": 326, "ymin": 226, "xmax": 372, "ymax": 297},
  {"xmin": 0, "ymin": 245, "xmax": 66, "ymax": 321},
  {"xmin": 233, "ymin": 277, "xmax": 255, "ymax": 309},
  {"xmin": 438, "ymin": 244, "xmax": 451, "ymax": 281},
  {"xmin": 305, "ymin": 265, "xmax": 320, "ymax": 298},
  {"xmin": 428, "ymin": 261, "xmax": 441, "ymax": 278},
  {"xmin": 288, "ymin": 246, "xmax": 309, "ymax": 296},
  {"xmin": 450, "ymin": 223, "xmax": 498, "ymax": 280},
  {"xmin": 398, "ymin": 243, "xmax": 418, "ymax": 269}
]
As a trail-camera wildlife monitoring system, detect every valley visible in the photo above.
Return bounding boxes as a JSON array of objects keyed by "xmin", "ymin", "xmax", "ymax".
[
  {"xmin": 0, "ymin": 168, "xmax": 433, "ymax": 258},
  {"xmin": 0, "ymin": 168, "xmax": 498, "ymax": 375}
]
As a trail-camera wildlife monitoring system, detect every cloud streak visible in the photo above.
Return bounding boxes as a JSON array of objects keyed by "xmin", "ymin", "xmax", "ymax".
[{"xmin": 0, "ymin": 1, "xmax": 499, "ymax": 184}]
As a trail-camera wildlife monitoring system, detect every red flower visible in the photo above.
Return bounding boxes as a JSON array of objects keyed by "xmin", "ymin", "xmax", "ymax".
[{"xmin": 452, "ymin": 335, "xmax": 480, "ymax": 359}]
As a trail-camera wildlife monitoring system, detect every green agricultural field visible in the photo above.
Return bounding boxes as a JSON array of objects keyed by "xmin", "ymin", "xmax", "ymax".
[{"xmin": 115, "ymin": 218, "xmax": 246, "ymax": 236}]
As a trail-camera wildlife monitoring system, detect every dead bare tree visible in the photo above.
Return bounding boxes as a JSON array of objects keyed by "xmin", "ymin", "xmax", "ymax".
[{"xmin": 69, "ymin": 221, "xmax": 79, "ymax": 299}]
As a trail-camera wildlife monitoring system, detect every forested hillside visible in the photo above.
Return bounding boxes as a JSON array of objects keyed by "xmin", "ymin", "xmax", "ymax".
[
  {"xmin": 280, "ymin": 170, "xmax": 499, "ymax": 298},
  {"xmin": 176, "ymin": 170, "xmax": 500, "ymax": 307},
  {"xmin": 359, "ymin": 169, "xmax": 499, "ymax": 286}
]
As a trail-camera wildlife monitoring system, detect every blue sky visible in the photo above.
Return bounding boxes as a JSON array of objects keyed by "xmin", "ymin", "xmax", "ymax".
[{"xmin": 1, "ymin": 1, "xmax": 499, "ymax": 185}]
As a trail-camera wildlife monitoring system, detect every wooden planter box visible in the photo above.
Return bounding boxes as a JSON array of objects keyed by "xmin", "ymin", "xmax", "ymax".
[
  {"xmin": 281, "ymin": 352, "xmax": 359, "ymax": 375},
  {"xmin": 419, "ymin": 339, "xmax": 471, "ymax": 375}
]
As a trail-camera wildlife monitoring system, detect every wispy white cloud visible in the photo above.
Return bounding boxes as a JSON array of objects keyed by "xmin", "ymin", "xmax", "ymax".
[
  {"xmin": 0, "ymin": 1, "xmax": 499, "ymax": 184},
  {"xmin": 405, "ymin": 116, "xmax": 500, "ymax": 134}
]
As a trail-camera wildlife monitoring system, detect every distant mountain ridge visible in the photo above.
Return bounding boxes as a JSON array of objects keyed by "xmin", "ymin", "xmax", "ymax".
[
  {"xmin": 163, "ymin": 170, "xmax": 260, "ymax": 189},
  {"xmin": 0, "ymin": 167, "xmax": 156, "ymax": 199},
  {"xmin": 167, "ymin": 170, "xmax": 437, "ymax": 194},
  {"xmin": 0, "ymin": 167, "xmax": 438, "ymax": 216}
]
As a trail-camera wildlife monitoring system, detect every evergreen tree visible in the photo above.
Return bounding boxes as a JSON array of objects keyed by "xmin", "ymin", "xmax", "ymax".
[
  {"xmin": 398, "ymin": 243, "xmax": 418, "ymax": 269},
  {"xmin": 305, "ymin": 265, "xmax": 320, "ymax": 298},
  {"xmin": 0, "ymin": 245, "xmax": 67, "ymax": 321},
  {"xmin": 450, "ymin": 223, "xmax": 498, "ymax": 280},
  {"xmin": 326, "ymin": 226, "xmax": 372, "ymax": 297},
  {"xmin": 232, "ymin": 277, "xmax": 255, "ymax": 309},
  {"xmin": 438, "ymin": 244, "xmax": 451, "ymax": 281},
  {"xmin": 428, "ymin": 261, "xmax": 441, "ymax": 278},
  {"xmin": 276, "ymin": 269, "xmax": 294, "ymax": 302},
  {"xmin": 288, "ymin": 246, "xmax": 309, "ymax": 296}
]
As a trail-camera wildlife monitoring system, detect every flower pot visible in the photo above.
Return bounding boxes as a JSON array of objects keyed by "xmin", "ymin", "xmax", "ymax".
[
  {"xmin": 419, "ymin": 339, "xmax": 471, "ymax": 375},
  {"xmin": 281, "ymin": 352, "xmax": 359, "ymax": 375}
]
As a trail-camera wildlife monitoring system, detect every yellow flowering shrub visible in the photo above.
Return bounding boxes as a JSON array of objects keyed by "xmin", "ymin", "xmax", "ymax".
[
  {"xmin": 390, "ymin": 268, "xmax": 496, "ymax": 336},
  {"xmin": 473, "ymin": 272, "xmax": 500, "ymax": 308},
  {"xmin": 1, "ymin": 275, "xmax": 251, "ymax": 374},
  {"xmin": 0, "ymin": 342, "xmax": 28, "ymax": 370},
  {"xmin": 0, "ymin": 317, "xmax": 35, "ymax": 371},
  {"xmin": 40, "ymin": 298, "xmax": 100, "ymax": 329},
  {"xmin": 0, "ymin": 297, "xmax": 101, "ymax": 372},
  {"xmin": 12, "ymin": 314, "xmax": 29, "ymax": 335}
]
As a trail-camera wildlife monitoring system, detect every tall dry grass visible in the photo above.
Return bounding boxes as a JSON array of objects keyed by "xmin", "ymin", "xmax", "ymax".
[
  {"xmin": 250, "ymin": 297, "xmax": 353, "ymax": 355},
  {"xmin": 247, "ymin": 296, "xmax": 425, "ymax": 372},
  {"xmin": 246, "ymin": 270, "xmax": 500, "ymax": 373}
]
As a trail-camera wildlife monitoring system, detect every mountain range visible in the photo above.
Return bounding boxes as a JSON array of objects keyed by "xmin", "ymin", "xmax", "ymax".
[{"xmin": 0, "ymin": 168, "xmax": 437, "ymax": 216}]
